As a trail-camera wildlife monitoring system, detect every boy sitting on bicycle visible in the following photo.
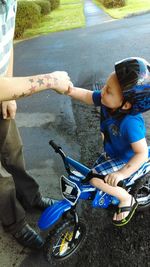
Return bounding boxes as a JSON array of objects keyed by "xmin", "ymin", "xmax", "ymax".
[{"xmin": 57, "ymin": 57, "xmax": 150, "ymax": 226}]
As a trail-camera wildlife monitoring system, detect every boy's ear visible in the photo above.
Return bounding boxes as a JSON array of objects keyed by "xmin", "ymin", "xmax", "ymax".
[{"xmin": 122, "ymin": 101, "xmax": 132, "ymax": 110}]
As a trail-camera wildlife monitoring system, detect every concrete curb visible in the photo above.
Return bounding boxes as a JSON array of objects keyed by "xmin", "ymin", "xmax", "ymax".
[{"xmin": 124, "ymin": 9, "xmax": 150, "ymax": 18}]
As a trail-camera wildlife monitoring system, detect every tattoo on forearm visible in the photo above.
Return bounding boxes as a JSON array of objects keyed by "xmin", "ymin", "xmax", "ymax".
[
  {"xmin": 28, "ymin": 75, "xmax": 53, "ymax": 94},
  {"xmin": 44, "ymin": 74, "xmax": 53, "ymax": 87},
  {"xmin": 12, "ymin": 92, "xmax": 28, "ymax": 99},
  {"xmin": 29, "ymin": 77, "xmax": 44, "ymax": 93},
  {"xmin": 37, "ymin": 78, "xmax": 44, "ymax": 86},
  {"xmin": 11, "ymin": 75, "xmax": 55, "ymax": 100}
]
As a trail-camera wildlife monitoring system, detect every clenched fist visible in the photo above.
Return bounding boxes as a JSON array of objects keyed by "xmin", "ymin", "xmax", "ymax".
[{"xmin": 50, "ymin": 71, "xmax": 73, "ymax": 94}]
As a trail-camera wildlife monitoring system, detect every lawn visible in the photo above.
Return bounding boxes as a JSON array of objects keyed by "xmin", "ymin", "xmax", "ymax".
[
  {"xmin": 23, "ymin": 0, "xmax": 85, "ymax": 38},
  {"xmin": 19, "ymin": 0, "xmax": 150, "ymax": 39},
  {"xmin": 93, "ymin": 0, "xmax": 150, "ymax": 18}
]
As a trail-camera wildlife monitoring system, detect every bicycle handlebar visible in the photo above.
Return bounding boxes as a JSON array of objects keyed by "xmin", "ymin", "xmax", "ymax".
[
  {"xmin": 49, "ymin": 140, "xmax": 71, "ymax": 174},
  {"xmin": 49, "ymin": 140, "xmax": 126, "ymax": 189},
  {"xmin": 49, "ymin": 140, "xmax": 62, "ymax": 153}
]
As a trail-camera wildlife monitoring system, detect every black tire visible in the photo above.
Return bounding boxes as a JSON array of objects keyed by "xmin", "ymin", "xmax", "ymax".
[
  {"xmin": 44, "ymin": 218, "xmax": 87, "ymax": 266},
  {"xmin": 136, "ymin": 175, "xmax": 150, "ymax": 211}
]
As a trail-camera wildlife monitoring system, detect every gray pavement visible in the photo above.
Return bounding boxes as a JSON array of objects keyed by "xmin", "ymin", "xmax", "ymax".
[
  {"xmin": 0, "ymin": 6, "xmax": 150, "ymax": 267},
  {"xmin": 84, "ymin": 0, "xmax": 114, "ymax": 26}
]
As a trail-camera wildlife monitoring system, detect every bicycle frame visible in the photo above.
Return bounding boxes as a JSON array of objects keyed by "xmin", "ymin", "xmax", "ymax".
[{"xmin": 38, "ymin": 147, "xmax": 119, "ymax": 231}]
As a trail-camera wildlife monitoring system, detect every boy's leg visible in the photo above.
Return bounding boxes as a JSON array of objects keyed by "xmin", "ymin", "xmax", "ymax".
[
  {"xmin": 91, "ymin": 157, "xmax": 138, "ymax": 225},
  {"xmin": 91, "ymin": 157, "xmax": 131, "ymax": 201}
]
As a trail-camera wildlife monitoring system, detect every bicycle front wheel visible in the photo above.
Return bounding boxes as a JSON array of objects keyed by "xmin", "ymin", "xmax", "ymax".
[
  {"xmin": 44, "ymin": 218, "xmax": 87, "ymax": 266},
  {"xmin": 136, "ymin": 175, "xmax": 150, "ymax": 210}
]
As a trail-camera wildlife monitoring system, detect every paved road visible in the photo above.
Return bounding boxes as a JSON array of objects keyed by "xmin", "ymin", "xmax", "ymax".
[{"xmin": 0, "ymin": 12, "xmax": 150, "ymax": 267}]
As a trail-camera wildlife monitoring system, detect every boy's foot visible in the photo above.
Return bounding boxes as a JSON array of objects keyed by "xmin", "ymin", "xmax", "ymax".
[
  {"xmin": 113, "ymin": 196, "xmax": 138, "ymax": 227},
  {"xmin": 13, "ymin": 224, "xmax": 44, "ymax": 249}
]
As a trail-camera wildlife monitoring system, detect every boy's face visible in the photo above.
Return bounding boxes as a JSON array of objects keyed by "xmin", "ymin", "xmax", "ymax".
[{"xmin": 101, "ymin": 72, "xmax": 123, "ymax": 110}]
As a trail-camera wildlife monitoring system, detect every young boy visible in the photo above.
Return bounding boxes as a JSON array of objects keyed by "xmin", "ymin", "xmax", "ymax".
[{"xmin": 64, "ymin": 57, "xmax": 150, "ymax": 226}]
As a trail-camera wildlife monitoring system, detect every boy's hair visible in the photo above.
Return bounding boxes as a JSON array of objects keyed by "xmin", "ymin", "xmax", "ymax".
[{"xmin": 115, "ymin": 57, "xmax": 150, "ymax": 115}]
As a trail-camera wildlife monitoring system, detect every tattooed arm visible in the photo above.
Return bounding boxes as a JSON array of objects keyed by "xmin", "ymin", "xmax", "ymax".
[{"xmin": 0, "ymin": 71, "xmax": 72, "ymax": 101}]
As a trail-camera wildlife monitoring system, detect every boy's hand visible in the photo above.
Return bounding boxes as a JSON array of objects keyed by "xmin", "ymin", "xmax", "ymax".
[
  {"xmin": 50, "ymin": 71, "xmax": 73, "ymax": 94},
  {"xmin": 104, "ymin": 171, "xmax": 125, "ymax": 187}
]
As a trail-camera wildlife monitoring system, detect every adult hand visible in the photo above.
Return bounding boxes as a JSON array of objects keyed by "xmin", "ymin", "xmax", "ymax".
[
  {"xmin": 2, "ymin": 100, "xmax": 17, "ymax": 119},
  {"xmin": 50, "ymin": 71, "xmax": 73, "ymax": 94},
  {"xmin": 104, "ymin": 171, "xmax": 125, "ymax": 187}
]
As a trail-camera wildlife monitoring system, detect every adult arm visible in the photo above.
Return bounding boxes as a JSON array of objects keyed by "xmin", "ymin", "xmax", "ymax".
[{"xmin": 0, "ymin": 71, "xmax": 72, "ymax": 102}]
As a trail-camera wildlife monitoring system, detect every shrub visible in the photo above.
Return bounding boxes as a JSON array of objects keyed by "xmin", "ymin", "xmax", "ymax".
[
  {"xmin": 49, "ymin": 0, "xmax": 60, "ymax": 10},
  {"xmin": 34, "ymin": 0, "xmax": 51, "ymax": 15},
  {"xmin": 15, "ymin": 1, "xmax": 41, "ymax": 39},
  {"xmin": 102, "ymin": 0, "xmax": 126, "ymax": 8}
]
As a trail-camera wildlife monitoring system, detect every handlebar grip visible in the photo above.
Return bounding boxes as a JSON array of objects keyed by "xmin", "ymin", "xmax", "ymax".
[
  {"xmin": 49, "ymin": 140, "xmax": 61, "ymax": 152},
  {"xmin": 91, "ymin": 173, "xmax": 126, "ymax": 189},
  {"xmin": 82, "ymin": 172, "xmax": 126, "ymax": 189},
  {"xmin": 117, "ymin": 180, "xmax": 126, "ymax": 189}
]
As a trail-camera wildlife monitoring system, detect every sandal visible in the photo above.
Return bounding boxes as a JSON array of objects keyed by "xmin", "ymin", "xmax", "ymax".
[{"xmin": 113, "ymin": 196, "xmax": 138, "ymax": 227}]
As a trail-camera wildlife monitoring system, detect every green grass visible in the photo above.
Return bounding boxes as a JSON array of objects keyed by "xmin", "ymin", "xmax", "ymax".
[
  {"xmin": 23, "ymin": 0, "xmax": 85, "ymax": 38},
  {"xmin": 93, "ymin": 0, "xmax": 150, "ymax": 19}
]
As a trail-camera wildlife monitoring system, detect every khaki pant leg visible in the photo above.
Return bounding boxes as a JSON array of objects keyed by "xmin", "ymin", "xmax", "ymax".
[
  {"xmin": 0, "ymin": 117, "xmax": 40, "ymax": 208},
  {"xmin": 0, "ymin": 164, "xmax": 25, "ymax": 234}
]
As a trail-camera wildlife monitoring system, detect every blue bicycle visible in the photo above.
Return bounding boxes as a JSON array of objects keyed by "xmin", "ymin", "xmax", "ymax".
[{"xmin": 38, "ymin": 140, "xmax": 150, "ymax": 266}]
